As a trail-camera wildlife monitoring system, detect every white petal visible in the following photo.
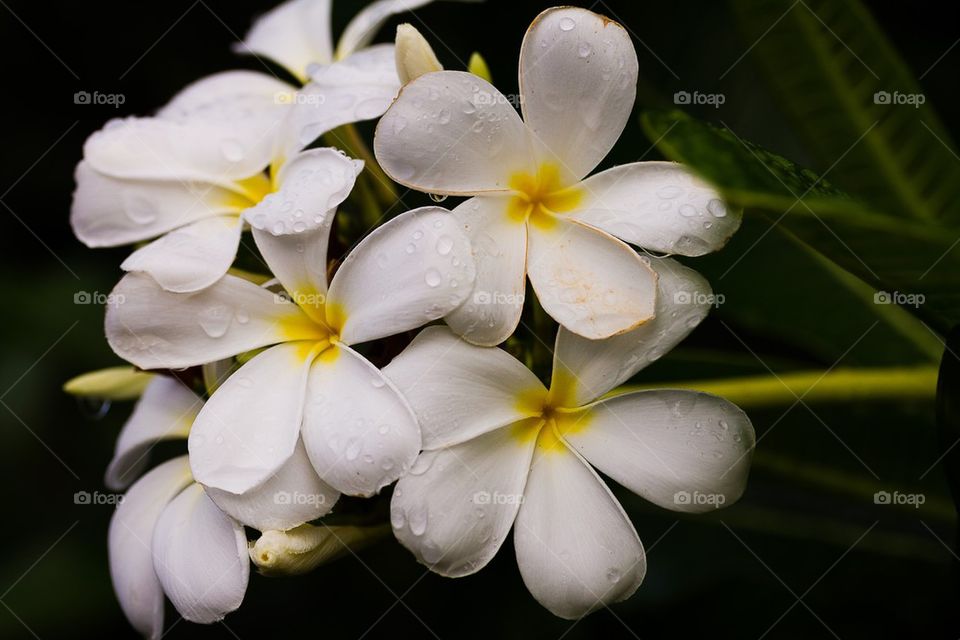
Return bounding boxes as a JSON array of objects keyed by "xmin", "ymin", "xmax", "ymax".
[
  {"xmin": 301, "ymin": 343, "xmax": 420, "ymax": 496},
  {"xmin": 105, "ymin": 377, "xmax": 199, "ymax": 490},
  {"xmin": 374, "ymin": 71, "xmax": 535, "ymax": 194},
  {"xmin": 158, "ymin": 70, "xmax": 293, "ymax": 129},
  {"xmin": 573, "ymin": 162, "xmax": 741, "ymax": 256},
  {"xmin": 83, "ymin": 117, "xmax": 273, "ymax": 187},
  {"xmin": 189, "ymin": 343, "xmax": 316, "ymax": 495},
  {"xmin": 550, "ymin": 257, "xmax": 712, "ymax": 406},
  {"xmin": 514, "ymin": 431, "xmax": 645, "ymax": 619},
  {"xmin": 383, "ymin": 326, "xmax": 546, "ymax": 449},
  {"xmin": 327, "ymin": 207, "xmax": 475, "ymax": 345},
  {"xmin": 71, "ymin": 161, "xmax": 242, "ymax": 248},
  {"xmin": 562, "ymin": 391, "xmax": 755, "ymax": 513},
  {"xmin": 205, "ymin": 439, "xmax": 339, "ymax": 531},
  {"xmin": 526, "ymin": 219, "xmax": 656, "ymax": 340},
  {"xmin": 238, "ymin": 0, "xmax": 334, "ymax": 81},
  {"xmin": 519, "ymin": 7, "xmax": 638, "ymax": 183},
  {"xmin": 152, "ymin": 483, "xmax": 249, "ymax": 624},
  {"xmin": 106, "ymin": 272, "xmax": 322, "ymax": 370},
  {"xmin": 120, "ymin": 215, "xmax": 242, "ymax": 293},
  {"xmin": 279, "ymin": 45, "xmax": 400, "ymax": 160},
  {"xmin": 108, "ymin": 457, "xmax": 193, "ymax": 639},
  {"xmin": 336, "ymin": 0, "xmax": 435, "ymax": 60},
  {"xmin": 247, "ymin": 149, "xmax": 363, "ymax": 311},
  {"xmin": 391, "ymin": 423, "xmax": 535, "ymax": 576},
  {"xmin": 444, "ymin": 196, "xmax": 527, "ymax": 346}
]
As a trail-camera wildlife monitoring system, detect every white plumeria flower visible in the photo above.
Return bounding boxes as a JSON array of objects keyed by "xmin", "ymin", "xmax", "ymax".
[
  {"xmin": 374, "ymin": 6, "xmax": 741, "ymax": 344},
  {"xmin": 105, "ymin": 178, "xmax": 476, "ymax": 517},
  {"xmin": 71, "ymin": 0, "xmax": 446, "ymax": 293},
  {"xmin": 383, "ymin": 257, "xmax": 755, "ymax": 618},
  {"xmin": 106, "ymin": 379, "xmax": 250, "ymax": 637}
]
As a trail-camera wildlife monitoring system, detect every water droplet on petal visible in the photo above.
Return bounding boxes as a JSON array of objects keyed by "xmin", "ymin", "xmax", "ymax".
[
  {"xmin": 559, "ymin": 16, "xmax": 576, "ymax": 31},
  {"xmin": 424, "ymin": 268, "xmax": 442, "ymax": 287},
  {"xmin": 436, "ymin": 235, "xmax": 454, "ymax": 256}
]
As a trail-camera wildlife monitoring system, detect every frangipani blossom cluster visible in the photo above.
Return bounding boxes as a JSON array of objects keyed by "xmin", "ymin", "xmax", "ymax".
[{"xmin": 67, "ymin": 1, "xmax": 755, "ymax": 635}]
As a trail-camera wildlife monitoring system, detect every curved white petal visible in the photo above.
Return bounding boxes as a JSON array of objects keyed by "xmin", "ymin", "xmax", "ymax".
[
  {"xmin": 391, "ymin": 423, "xmax": 536, "ymax": 576},
  {"xmin": 526, "ymin": 219, "xmax": 656, "ymax": 340},
  {"xmin": 573, "ymin": 162, "xmax": 741, "ymax": 256},
  {"xmin": 550, "ymin": 257, "xmax": 712, "ymax": 406},
  {"xmin": 562, "ymin": 390, "xmax": 755, "ymax": 513},
  {"xmin": 83, "ymin": 117, "xmax": 274, "ymax": 187},
  {"xmin": 336, "ymin": 0, "xmax": 435, "ymax": 60},
  {"xmin": 301, "ymin": 343, "xmax": 420, "ymax": 496},
  {"xmin": 238, "ymin": 0, "xmax": 333, "ymax": 81},
  {"xmin": 71, "ymin": 161, "xmax": 241, "ymax": 248},
  {"xmin": 327, "ymin": 207, "xmax": 475, "ymax": 345},
  {"xmin": 158, "ymin": 70, "xmax": 293, "ymax": 130},
  {"xmin": 205, "ymin": 439, "xmax": 339, "ymax": 531},
  {"xmin": 374, "ymin": 71, "xmax": 535, "ymax": 194},
  {"xmin": 514, "ymin": 431, "xmax": 645, "ymax": 619},
  {"xmin": 444, "ymin": 196, "xmax": 527, "ymax": 346},
  {"xmin": 189, "ymin": 343, "xmax": 317, "ymax": 495},
  {"xmin": 280, "ymin": 45, "xmax": 400, "ymax": 160},
  {"xmin": 108, "ymin": 456, "xmax": 193, "ymax": 639},
  {"xmin": 105, "ymin": 377, "xmax": 200, "ymax": 490},
  {"xmin": 383, "ymin": 326, "xmax": 546, "ymax": 449},
  {"xmin": 106, "ymin": 272, "xmax": 322, "ymax": 370},
  {"xmin": 248, "ymin": 149, "xmax": 363, "ymax": 312},
  {"xmin": 120, "ymin": 215, "xmax": 242, "ymax": 293},
  {"xmin": 519, "ymin": 7, "xmax": 638, "ymax": 183},
  {"xmin": 152, "ymin": 483, "xmax": 249, "ymax": 624}
]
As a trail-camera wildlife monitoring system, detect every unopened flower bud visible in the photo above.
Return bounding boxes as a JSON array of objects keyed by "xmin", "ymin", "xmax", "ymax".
[
  {"xmin": 249, "ymin": 523, "xmax": 390, "ymax": 576},
  {"xmin": 395, "ymin": 24, "xmax": 443, "ymax": 84}
]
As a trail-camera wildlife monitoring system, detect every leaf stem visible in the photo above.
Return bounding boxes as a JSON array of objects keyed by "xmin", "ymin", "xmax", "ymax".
[{"xmin": 611, "ymin": 365, "xmax": 938, "ymax": 409}]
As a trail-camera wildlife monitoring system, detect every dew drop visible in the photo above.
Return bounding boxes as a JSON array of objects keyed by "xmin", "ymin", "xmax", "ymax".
[
  {"xmin": 198, "ymin": 305, "xmax": 233, "ymax": 338},
  {"xmin": 559, "ymin": 16, "xmax": 576, "ymax": 31},
  {"xmin": 436, "ymin": 235, "xmax": 454, "ymax": 255},
  {"xmin": 424, "ymin": 268, "xmax": 442, "ymax": 287},
  {"xmin": 707, "ymin": 198, "xmax": 728, "ymax": 218}
]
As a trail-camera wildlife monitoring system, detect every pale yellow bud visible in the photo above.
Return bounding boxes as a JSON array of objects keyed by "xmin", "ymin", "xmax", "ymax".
[
  {"xmin": 468, "ymin": 52, "xmax": 492, "ymax": 83},
  {"xmin": 63, "ymin": 367, "xmax": 153, "ymax": 400},
  {"xmin": 249, "ymin": 524, "xmax": 390, "ymax": 576},
  {"xmin": 395, "ymin": 23, "xmax": 443, "ymax": 84}
]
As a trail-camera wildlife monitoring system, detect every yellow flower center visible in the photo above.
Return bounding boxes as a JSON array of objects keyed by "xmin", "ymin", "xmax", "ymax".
[
  {"xmin": 506, "ymin": 163, "xmax": 583, "ymax": 231},
  {"xmin": 510, "ymin": 379, "xmax": 592, "ymax": 453}
]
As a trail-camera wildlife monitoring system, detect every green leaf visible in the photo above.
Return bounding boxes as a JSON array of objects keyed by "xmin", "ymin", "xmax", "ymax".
[
  {"xmin": 640, "ymin": 108, "xmax": 960, "ymax": 332},
  {"xmin": 729, "ymin": 0, "xmax": 960, "ymax": 224}
]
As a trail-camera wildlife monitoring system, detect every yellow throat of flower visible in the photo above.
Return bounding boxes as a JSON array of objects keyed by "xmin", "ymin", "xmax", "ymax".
[{"xmin": 506, "ymin": 163, "xmax": 583, "ymax": 231}]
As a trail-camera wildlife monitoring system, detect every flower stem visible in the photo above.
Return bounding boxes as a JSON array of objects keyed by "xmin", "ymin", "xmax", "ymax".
[{"xmin": 611, "ymin": 365, "xmax": 938, "ymax": 409}]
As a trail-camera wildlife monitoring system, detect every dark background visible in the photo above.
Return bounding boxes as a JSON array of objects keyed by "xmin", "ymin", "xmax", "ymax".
[{"xmin": 1, "ymin": 0, "xmax": 959, "ymax": 638}]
